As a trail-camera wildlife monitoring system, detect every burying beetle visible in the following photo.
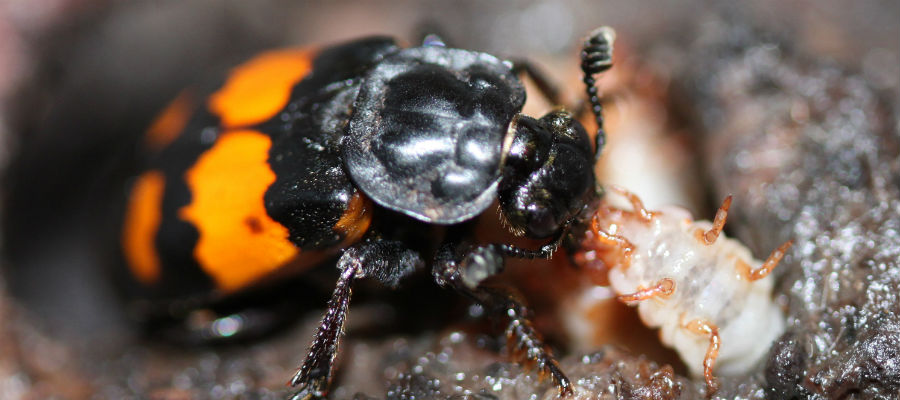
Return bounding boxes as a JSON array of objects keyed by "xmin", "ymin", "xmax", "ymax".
[{"xmin": 120, "ymin": 27, "xmax": 615, "ymax": 399}]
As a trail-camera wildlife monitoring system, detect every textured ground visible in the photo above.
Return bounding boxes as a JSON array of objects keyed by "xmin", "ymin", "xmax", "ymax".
[{"xmin": 668, "ymin": 17, "xmax": 900, "ymax": 398}]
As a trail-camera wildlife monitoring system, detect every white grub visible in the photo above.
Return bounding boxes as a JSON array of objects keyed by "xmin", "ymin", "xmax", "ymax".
[{"xmin": 585, "ymin": 186, "xmax": 791, "ymax": 394}]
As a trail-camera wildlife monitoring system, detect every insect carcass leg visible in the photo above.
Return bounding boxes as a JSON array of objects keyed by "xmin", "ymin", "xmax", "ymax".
[
  {"xmin": 696, "ymin": 196, "xmax": 732, "ymax": 245},
  {"xmin": 737, "ymin": 240, "xmax": 793, "ymax": 281},
  {"xmin": 616, "ymin": 278, "xmax": 675, "ymax": 303},
  {"xmin": 684, "ymin": 318, "xmax": 721, "ymax": 396}
]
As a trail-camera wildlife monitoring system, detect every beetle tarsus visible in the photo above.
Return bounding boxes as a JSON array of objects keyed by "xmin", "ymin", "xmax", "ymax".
[
  {"xmin": 287, "ymin": 383, "xmax": 325, "ymax": 400},
  {"xmin": 505, "ymin": 300, "xmax": 573, "ymax": 396}
]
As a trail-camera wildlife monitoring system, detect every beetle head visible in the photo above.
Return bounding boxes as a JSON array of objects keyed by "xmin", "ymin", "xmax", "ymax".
[{"xmin": 498, "ymin": 110, "xmax": 597, "ymax": 238}]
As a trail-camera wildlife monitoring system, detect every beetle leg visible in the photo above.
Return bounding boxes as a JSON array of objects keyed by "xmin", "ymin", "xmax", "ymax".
[
  {"xmin": 495, "ymin": 220, "xmax": 571, "ymax": 259},
  {"xmin": 580, "ymin": 26, "xmax": 615, "ymax": 160},
  {"xmin": 290, "ymin": 241, "xmax": 422, "ymax": 400},
  {"xmin": 498, "ymin": 286, "xmax": 573, "ymax": 396},
  {"xmin": 289, "ymin": 257, "xmax": 358, "ymax": 400},
  {"xmin": 433, "ymin": 243, "xmax": 573, "ymax": 396},
  {"xmin": 684, "ymin": 319, "xmax": 721, "ymax": 397},
  {"xmin": 617, "ymin": 278, "xmax": 675, "ymax": 304},
  {"xmin": 695, "ymin": 196, "xmax": 732, "ymax": 245},
  {"xmin": 737, "ymin": 240, "xmax": 793, "ymax": 281},
  {"xmin": 510, "ymin": 59, "xmax": 563, "ymax": 107}
]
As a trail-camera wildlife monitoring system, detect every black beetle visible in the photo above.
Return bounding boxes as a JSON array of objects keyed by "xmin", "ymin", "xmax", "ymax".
[{"xmin": 119, "ymin": 26, "xmax": 615, "ymax": 399}]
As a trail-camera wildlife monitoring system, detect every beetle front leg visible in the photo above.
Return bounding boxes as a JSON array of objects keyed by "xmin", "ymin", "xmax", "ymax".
[
  {"xmin": 433, "ymin": 243, "xmax": 573, "ymax": 396},
  {"xmin": 496, "ymin": 221, "xmax": 571, "ymax": 259}
]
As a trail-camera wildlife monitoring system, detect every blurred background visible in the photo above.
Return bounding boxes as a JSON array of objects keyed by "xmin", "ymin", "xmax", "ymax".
[{"xmin": 0, "ymin": 1, "xmax": 897, "ymax": 399}]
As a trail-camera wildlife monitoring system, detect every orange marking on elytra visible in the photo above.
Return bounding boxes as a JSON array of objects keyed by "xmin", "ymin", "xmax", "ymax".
[
  {"xmin": 208, "ymin": 48, "xmax": 316, "ymax": 128},
  {"xmin": 122, "ymin": 170, "xmax": 166, "ymax": 284},
  {"xmin": 332, "ymin": 191, "xmax": 373, "ymax": 247},
  {"xmin": 244, "ymin": 216, "xmax": 265, "ymax": 234},
  {"xmin": 178, "ymin": 130, "xmax": 299, "ymax": 293},
  {"xmin": 144, "ymin": 89, "xmax": 195, "ymax": 150},
  {"xmin": 737, "ymin": 240, "xmax": 793, "ymax": 281}
]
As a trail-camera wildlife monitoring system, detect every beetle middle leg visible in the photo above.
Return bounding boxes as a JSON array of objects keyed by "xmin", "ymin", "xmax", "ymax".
[
  {"xmin": 433, "ymin": 241, "xmax": 573, "ymax": 396},
  {"xmin": 290, "ymin": 239, "xmax": 422, "ymax": 400}
]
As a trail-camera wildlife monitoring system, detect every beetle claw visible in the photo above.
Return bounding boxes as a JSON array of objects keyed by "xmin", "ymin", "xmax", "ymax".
[{"xmin": 288, "ymin": 383, "xmax": 326, "ymax": 400}]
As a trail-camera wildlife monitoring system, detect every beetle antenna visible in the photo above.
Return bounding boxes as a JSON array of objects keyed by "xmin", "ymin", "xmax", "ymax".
[{"xmin": 580, "ymin": 26, "xmax": 615, "ymax": 160}]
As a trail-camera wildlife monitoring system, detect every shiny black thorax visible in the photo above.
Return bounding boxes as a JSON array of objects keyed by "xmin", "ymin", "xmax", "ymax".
[
  {"xmin": 270, "ymin": 37, "xmax": 582, "ymax": 248},
  {"xmin": 344, "ymin": 44, "xmax": 527, "ymax": 224},
  {"xmin": 271, "ymin": 36, "xmax": 598, "ymax": 251}
]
